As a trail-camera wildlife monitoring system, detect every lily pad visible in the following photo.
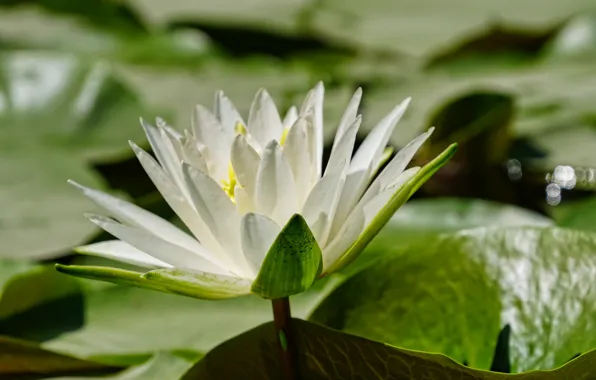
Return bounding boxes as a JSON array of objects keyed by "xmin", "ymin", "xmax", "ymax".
[
  {"xmin": 309, "ymin": 0, "xmax": 594, "ymax": 57},
  {"xmin": 41, "ymin": 273, "xmax": 343, "ymax": 361},
  {"xmin": 46, "ymin": 352, "xmax": 195, "ymax": 380},
  {"xmin": 0, "ymin": 50, "xmax": 154, "ymax": 259},
  {"xmin": 184, "ymin": 318, "xmax": 596, "ymax": 379},
  {"xmin": 311, "ymin": 226, "xmax": 596, "ymax": 372},
  {"xmin": 0, "ymin": 335, "xmax": 120, "ymax": 378}
]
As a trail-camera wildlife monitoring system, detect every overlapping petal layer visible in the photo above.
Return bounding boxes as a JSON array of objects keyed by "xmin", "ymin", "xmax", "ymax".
[{"xmin": 58, "ymin": 83, "xmax": 456, "ymax": 299}]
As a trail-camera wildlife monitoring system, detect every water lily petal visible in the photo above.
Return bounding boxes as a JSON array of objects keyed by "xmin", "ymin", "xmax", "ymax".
[
  {"xmin": 86, "ymin": 214, "xmax": 227, "ymax": 274},
  {"xmin": 68, "ymin": 181, "xmax": 205, "ymax": 255},
  {"xmin": 192, "ymin": 104, "xmax": 234, "ymax": 182},
  {"xmin": 324, "ymin": 143, "xmax": 457, "ymax": 274},
  {"xmin": 255, "ymin": 140, "xmax": 298, "ymax": 225},
  {"xmin": 283, "ymin": 118, "xmax": 311, "ymax": 205},
  {"xmin": 332, "ymin": 87, "xmax": 362, "ymax": 150},
  {"xmin": 360, "ymin": 128, "xmax": 434, "ymax": 205},
  {"xmin": 301, "ymin": 170, "xmax": 343, "ymax": 244},
  {"xmin": 129, "ymin": 141, "xmax": 223, "ymax": 257},
  {"xmin": 75, "ymin": 240, "xmax": 171, "ymax": 269},
  {"xmin": 230, "ymin": 134, "xmax": 261, "ymax": 197},
  {"xmin": 240, "ymin": 213, "xmax": 281, "ymax": 276},
  {"xmin": 350, "ymin": 97, "xmax": 410, "ymax": 173},
  {"xmin": 282, "ymin": 106, "xmax": 298, "ymax": 130},
  {"xmin": 214, "ymin": 90, "xmax": 245, "ymax": 131},
  {"xmin": 181, "ymin": 131, "xmax": 209, "ymax": 174},
  {"xmin": 299, "ymin": 82, "xmax": 324, "ymax": 179},
  {"xmin": 247, "ymin": 89, "xmax": 283, "ymax": 149},
  {"xmin": 234, "ymin": 185, "xmax": 255, "ymax": 215},
  {"xmin": 182, "ymin": 163, "xmax": 251, "ymax": 276},
  {"xmin": 324, "ymin": 116, "xmax": 361, "ymax": 176}
]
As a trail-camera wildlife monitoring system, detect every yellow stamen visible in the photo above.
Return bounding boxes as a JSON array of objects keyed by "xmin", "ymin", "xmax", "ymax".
[
  {"xmin": 280, "ymin": 127, "xmax": 290, "ymax": 146},
  {"xmin": 235, "ymin": 121, "xmax": 247, "ymax": 135},
  {"xmin": 221, "ymin": 162, "xmax": 237, "ymax": 202}
]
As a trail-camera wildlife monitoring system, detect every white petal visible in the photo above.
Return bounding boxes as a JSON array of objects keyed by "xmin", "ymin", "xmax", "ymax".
[
  {"xmin": 155, "ymin": 117, "xmax": 182, "ymax": 139},
  {"xmin": 158, "ymin": 126, "xmax": 189, "ymax": 194},
  {"xmin": 140, "ymin": 120, "xmax": 183, "ymax": 189},
  {"xmin": 75, "ymin": 240, "xmax": 171, "ymax": 269},
  {"xmin": 182, "ymin": 164, "xmax": 251, "ymax": 276},
  {"xmin": 360, "ymin": 129, "xmax": 433, "ymax": 205},
  {"xmin": 324, "ymin": 116, "xmax": 361, "ymax": 176},
  {"xmin": 87, "ymin": 214, "xmax": 227, "ymax": 274},
  {"xmin": 332, "ymin": 87, "xmax": 362, "ymax": 150},
  {"xmin": 301, "ymin": 170, "xmax": 343, "ymax": 244},
  {"xmin": 230, "ymin": 134, "xmax": 261, "ymax": 197},
  {"xmin": 214, "ymin": 91, "xmax": 245, "ymax": 131},
  {"xmin": 240, "ymin": 213, "xmax": 281, "ymax": 276},
  {"xmin": 322, "ymin": 208, "xmax": 365, "ymax": 271},
  {"xmin": 181, "ymin": 131, "xmax": 209, "ymax": 173},
  {"xmin": 255, "ymin": 140, "xmax": 298, "ymax": 225},
  {"xmin": 282, "ymin": 106, "xmax": 298, "ymax": 130},
  {"xmin": 140, "ymin": 119, "xmax": 170, "ymax": 171},
  {"xmin": 192, "ymin": 105, "xmax": 234, "ymax": 182},
  {"xmin": 299, "ymin": 82, "xmax": 324, "ymax": 179},
  {"xmin": 361, "ymin": 167, "xmax": 420, "ymax": 225},
  {"xmin": 323, "ymin": 167, "xmax": 420, "ymax": 271},
  {"xmin": 234, "ymin": 186, "xmax": 255, "ymax": 215},
  {"xmin": 326, "ymin": 168, "xmax": 372, "ymax": 241},
  {"xmin": 350, "ymin": 97, "xmax": 411, "ymax": 173},
  {"xmin": 283, "ymin": 118, "xmax": 311, "ymax": 205},
  {"xmin": 69, "ymin": 180, "xmax": 207, "ymax": 255},
  {"xmin": 129, "ymin": 141, "xmax": 224, "ymax": 258},
  {"xmin": 247, "ymin": 89, "xmax": 284, "ymax": 148}
]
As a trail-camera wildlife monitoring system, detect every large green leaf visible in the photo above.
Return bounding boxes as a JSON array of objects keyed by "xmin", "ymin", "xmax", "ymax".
[
  {"xmin": 309, "ymin": 0, "xmax": 593, "ymax": 57},
  {"xmin": 40, "ymin": 272, "xmax": 343, "ymax": 361},
  {"xmin": 128, "ymin": 0, "xmax": 306, "ymax": 34},
  {"xmin": 311, "ymin": 227, "xmax": 596, "ymax": 372},
  {"xmin": 0, "ymin": 7, "xmax": 212, "ymax": 66},
  {"xmin": 184, "ymin": 318, "xmax": 596, "ymax": 379},
  {"xmin": 0, "ymin": 335, "xmax": 120, "ymax": 378},
  {"xmin": 0, "ymin": 262, "xmax": 86, "ymax": 342},
  {"xmin": 47, "ymin": 352, "xmax": 195, "ymax": 380},
  {"xmin": 0, "ymin": 50, "xmax": 154, "ymax": 259},
  {"xmin": 550, "ymin": 197, "xmax": 596, "ymax": 231}
]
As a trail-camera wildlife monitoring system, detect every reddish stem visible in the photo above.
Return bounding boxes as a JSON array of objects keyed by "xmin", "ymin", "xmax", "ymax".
[{"xmin": 271, "ymin": 297, "xmax": 300, "ymax": 380}]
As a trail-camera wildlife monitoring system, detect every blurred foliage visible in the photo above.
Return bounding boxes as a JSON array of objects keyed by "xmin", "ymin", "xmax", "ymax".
[{"xmin": 1, "ymin": 0, "xmax": 596, "ymax": 378}]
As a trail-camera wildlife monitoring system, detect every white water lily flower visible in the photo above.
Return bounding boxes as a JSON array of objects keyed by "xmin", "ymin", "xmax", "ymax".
[{"xmin": 57, "ymin": 83, "xmax": 456, "ymax": 300}]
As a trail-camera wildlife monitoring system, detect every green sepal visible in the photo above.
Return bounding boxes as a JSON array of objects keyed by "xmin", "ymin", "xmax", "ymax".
[
  {"xmin": 142, "ymin": 268, "xmax": 251, "ymax": 300},
  {"xmin": 251, "ymin": 214, "xmax": 323, "ymax": 299},
  {"xmin": 326, "ymin": 143, "xmax": 458, "ymax": 274},
  {"xmin": 55, "ymin": 265, "xmax": 250, "ymax": 300}
]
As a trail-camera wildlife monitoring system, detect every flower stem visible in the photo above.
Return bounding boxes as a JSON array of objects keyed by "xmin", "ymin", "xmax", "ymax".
[{"xmin": 271, "ymin": 297, "xmax": 300, "ymax": 380}]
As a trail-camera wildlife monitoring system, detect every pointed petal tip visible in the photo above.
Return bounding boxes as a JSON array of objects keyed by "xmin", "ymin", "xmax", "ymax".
[
  {"xmin": 66, "ymin": 179, "xmax": 81, "ymax": 188},
  {"xmin": 54, "ymin": 263, "xmax": 68, "ymax": 273}
]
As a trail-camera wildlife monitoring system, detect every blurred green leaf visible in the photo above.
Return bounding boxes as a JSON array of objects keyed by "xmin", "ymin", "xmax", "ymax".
[
  {"xmin": 47, "ymin": 352, "xmax": 195, "ymax": 380},
  {"xmin": 0, "ymin": 0, "xmax": 145, "ymax": 32},
  {"xmin": 0, "ymin": 50, "xmax": 155, "ymax": 259},
  {"xmin": 0, "ymin": 264, "xmax": 84, "ymax": 342},
  {"xmin": 311, "ymin": 226, "xmax": 596, "ymax": 372},
  {"xmin": 551, "ymin": 197, "xmax": 596, "ymax": 231},
  {"xmin": 0, "ymin": 7, "xmax": 213, "ymax": 66},
  {"xmin": 128, "ymin": 0, "xmax": 307, "ymax": 35},
  {"xmin": 544, "ymin": 13, "xmax": 596, "ymax": 60},
  {"xmin": 184, "ymin": 318, "xmax": 596, "ymax": 379},
  {"xmin": 41, "ymin": 272, "xmax": 344, "ymax": 361},
  {"xmin": 0, "ymin": 335, "xmax": 120, "ymax": 378},
  {"xmin": 309, "ymin": 0, "xmax": 592, "ymax": 56}
]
